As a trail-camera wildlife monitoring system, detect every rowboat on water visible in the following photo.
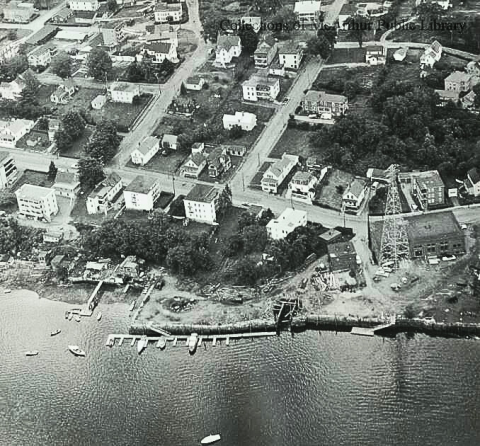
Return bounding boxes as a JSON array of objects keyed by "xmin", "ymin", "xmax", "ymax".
[
  {"xmin": 137, "ymin": 336, "xmax": 147, "ymax": 354},
  {"xmin": 97, "ymin": 312, "xmax": 102, "ymax": 321},
  {"xmin": 74, "ymin": 315, "xmax": 81, "ymax": 322},
  {"xmin": 201, "ymin": 434, "xmax": 221, "ymax": 444},
  {"xmin": 25, "ymin": 351, "xmax": 39, "ymax": 357},
  {"xmin": 156, "ymin": 338, "xmax": 166, "ymax": 350},
  {"xmin": 188, "ymin": 333, "xmax": 199, "ymax": 355},
  {"xmin": 68, "ymin": 345, "xmax": 86, "ymax": 357},
  {"xmin": 68, "ymin": 312, "xmax": 73, "ymax": 321},
  {"xmin": 51, "ymin": 329, "xmax": 61, "ymax": 337}
]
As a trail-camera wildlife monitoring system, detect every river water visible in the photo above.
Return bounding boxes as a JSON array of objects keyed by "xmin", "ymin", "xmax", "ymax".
[{"xmin": 1, "ymin": 290, "xmax": 480, "ymax": 446}]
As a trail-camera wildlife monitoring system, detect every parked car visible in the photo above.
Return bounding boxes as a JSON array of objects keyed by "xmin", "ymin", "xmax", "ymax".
[{"xmin": 282, "ymin": 97, "xmax": 290, "ymax": 104}]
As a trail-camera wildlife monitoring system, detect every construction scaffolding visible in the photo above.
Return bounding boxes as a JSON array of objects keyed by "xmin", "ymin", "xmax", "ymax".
[{"xmin": 379, "ymin": 165, "xmax": 410, "ymax": 269}]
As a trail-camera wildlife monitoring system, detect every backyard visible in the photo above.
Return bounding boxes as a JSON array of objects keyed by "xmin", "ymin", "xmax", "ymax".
[
  {"xmin": 314, "ymin": 168, "xmax": 355, "ymax": 211},
  {"xmin": 126, "ymin": 150, "xmax": 188, "ymax": 175},
  {"xmin": 13, "ymin": 170, "xmax": 55, "ymax": 192},
  {"xmin": 269, "ymin": 127, "xmax": 318, "ymax": 159}
]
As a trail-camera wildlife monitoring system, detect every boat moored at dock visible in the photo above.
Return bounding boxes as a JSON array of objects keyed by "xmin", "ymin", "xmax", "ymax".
[
  {"xmin": 68, "ymin": 345, "xmax": 86, "ymax": 357},
  {"xmin": 129, "ymin": 302, "xmax": 135, "ymax": 312},
  {"xmin": 97, "ymin": 312, "xmax": 102, "ymax": 321},
  {"xmin": 74, "ymin": 315, "xmax": 81, "ymax": 323},
  {"xmin": 188, "ymin": 333, "xmax": 199, "ymax": 355},
  {"xmin": 137, "ymin": 336, "xmax": 147, "ymax": 354},
  {"xmin": 201, "ymin": 434, "xmax": 221, "ymax": 444},
  {"xmin": 156, "ymin": 338, "xmax": 166, "ymax": 350}
]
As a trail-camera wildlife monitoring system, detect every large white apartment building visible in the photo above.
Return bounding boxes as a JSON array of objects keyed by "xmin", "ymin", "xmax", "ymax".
[
  {"xmin": 266, "ymin": 208, "xmax": 307, "ymax": 240},
  {"xmin": 86, "ymin": 172, "xmax": 123, "ymax": 214},
  {"xmin": 0, "ymin": 152, "xmax": 17, "ymax": 189},
  {"xmin": 184, "ymin": 184, "xmax": 219, "ymax": 225},
  {"xmin": 123, "ymin": 175, "xmax": 161, "ymax": 211},
  {"xmin": 15, "ymin": 184, "xmax": 58, "ymax": 222},
  {"xmin": 69, "ymin": 0, "xmax": 99, "ymax": 11},
  {"xmin": 242, "ymin": 75, "xmax": 280, "ymax": 102},
  {"xmin": 154, "ymin": 3, "xmax": 182, "ymax": 23}
]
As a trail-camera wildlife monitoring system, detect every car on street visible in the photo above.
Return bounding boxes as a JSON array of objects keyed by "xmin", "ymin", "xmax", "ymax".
[{"xmin": 282, "ymin": 97, "xmax": 290, "ymax": 104}]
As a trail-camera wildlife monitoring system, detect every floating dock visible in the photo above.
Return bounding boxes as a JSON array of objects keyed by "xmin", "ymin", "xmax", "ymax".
[
  {"xmin": 105, "ymin": 332, "xmax": 277, "ymax": 348},
  {"xmin": 351, "ymin": 316, "xmax": 397, "ymax": 337}
]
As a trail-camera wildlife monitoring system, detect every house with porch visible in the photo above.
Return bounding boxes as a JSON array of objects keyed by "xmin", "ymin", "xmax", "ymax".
[
  {"xmin": 286, "ymin": 171, "xmax": 318, "ymax": 204},
  {"xmin": 254, "ymin": 35, "xmax": 278, "ymax": 68},
  {"xmin": 130, "ymin": 136, "xmax": 160, "ymax": 166},
  {"xmin": 86, "ymin": 172, "xmax": 123, "ymax": 214},
  {"xmin": 242, "ymin": 74, "xmax": 280, "ymax": 102},
  {"xmin": 342, "ymin": 178, "xmax": 367, "ymax": 211},
  {"xmin": 261, "ymin": 153, "xmax": 299, "ymax": 193},
  {"xmin": 215, "ymin": 35, "xmax": 242, "ymax": 67},
  {"xmin": 301, "ymin": 90, "xmax": 348, "ymax": 117}
]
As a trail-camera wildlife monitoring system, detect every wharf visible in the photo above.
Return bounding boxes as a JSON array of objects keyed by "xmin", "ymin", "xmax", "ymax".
[{"xmin": 105, "ymin": 332, "xmax": 277, "ymax": 347}]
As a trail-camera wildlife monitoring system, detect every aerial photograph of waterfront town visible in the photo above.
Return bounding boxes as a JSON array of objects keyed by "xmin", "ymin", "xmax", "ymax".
[{"xmin": 0, "ymin": 0, "xmax": 480, "ymax": 443}]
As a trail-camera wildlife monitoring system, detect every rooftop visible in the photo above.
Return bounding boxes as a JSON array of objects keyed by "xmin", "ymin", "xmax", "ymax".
[
  {"xmin": 25, "ymin": 25, "xmax": 58, "ymax": 45},
  {"xmin": 303, "ymin": 90, "xmax": 348, "ymax": 104},
  {"xmin": 467, "ymin": 167, "xmax": 480, "ymax": 184},
  {"xmin": 155, "ymin": 2, "xmax": 182, "ymax": 11},
  {"xmin": 125, "ymin": 175, "xmax": 158, "ymax": 194},
  {"xmin": 185, "ymin": 183, "xmax": 218, "ymax": 203},
  {"xmin": 294, "ymin": 0, "xmax": 322, "ymax": 14},
  {"xmin": 445, "ymin": 70, "xmax": 471, "ymax": 83},
  {"xmin": 15, "ymin": 184, "xmax": 54, "ymax": 200},
  {"xmin": 217, "ymin": 34, "xmax": 241, "ymax": 51},
  {"xmin": 412, "ymin": 170, "xmax": 444, "ymax": 188},
  {"xmin": 54, "ymin": 172, "xmax": 78, "ymax": 185},
  {"xmin": 267, "ymin": 207, "xmax": 307, "ymax": 230},
  {"xmin": 110, "ymin": 81, "xmax": 138, "ymax": 92},
  {"xmin": 134, "ymin": 136, "xmax": 159, "ymax": 155},
  {"xmin": 242, "ymin": 74, "xmax": 279, "ymax": 88},
  {"xmin": 279, "ymin": 42, "xmax": 302, "ymax": 55},
  {"xmin": 144, "ymin": 41, "xmax": 172, "ymax": 54},
  {"xmin": 88, "ymin": 172, "xmax": 121, "ymax": 199},
  {"xmin": 406, "ymin": 211, "xmax": 462, "ymax": 241}
]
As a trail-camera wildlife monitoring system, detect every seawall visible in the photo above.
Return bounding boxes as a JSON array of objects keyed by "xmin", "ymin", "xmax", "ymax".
[{"xmin": 130, "ymin": 315, "xmax": 480, "ymax": 338}]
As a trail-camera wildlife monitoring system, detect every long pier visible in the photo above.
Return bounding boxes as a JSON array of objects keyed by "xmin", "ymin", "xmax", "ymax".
[{"xmin": 105, "ymin": 332, "xmax": 277, "ymax": 348}]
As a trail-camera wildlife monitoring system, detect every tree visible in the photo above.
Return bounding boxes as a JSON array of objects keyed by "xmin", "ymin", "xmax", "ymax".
[
  {"xmin": 242, "ymin": 225, "xmax": 268, "ymax": 254},
  {"xmin": 21, "ymin": 69, "xmax": 40, "ymax": 93},
  {"xmin": 180, "ymin": 82, "xmax": 187, "ymax": 95},
  {"xmin": 78, "ymin": 157, "xmax": 105, "ymax": 190},
  {"xmin": 87, "ymin": 48, "xmax": 112, "ymax": 81},
  {"xmin": 62, "ymin": 111, "xmax": 86, "ymax": 140},
  {"xmin": 238, "ymin": 27, "xmax": 259, "ymax": 54},
  {"xmin": 228, "ymin": 124, "xmax": 244, "ymax": 139},
  {"xmin": 107, "ymin": 0, "xmax": 118, "ymax": 12},
  {"xmin": 160, "ymin": 58, "xmax": 175, "ymax": 76},
  {"xmin": 473, "ymin": 84, "xmax": 480, "ymax": 108},
  {"xmin": 217, "ymin": 184, "xmax": 232, "ymax": 220},
  {"xmin": 306, "ymin": 35, "xmax": 333, "ymax": 59},
  {"xmin": 0, "ymin": 190, "xmax": 17, "ymax": 210},
  {"xmin": 343, "ymin": 80, "xmax": 361, "ymax": 100},
  {"xmin": 84, "ymin": 119, "xmax": 121, "ymax": 163},
  {"xmin": 51, "ymin": 51, "xmax": 72, "ymax": 79},
  {"xmin": 317, "ymin": 26, "xmax": 337, "ymax": 46},
  {"xmin": 271, "ymin": 7, "xmax": 297, "ymax": 38},
  {"xmin": 416, "ymin": 2, "xmax": 445, "ymax": 23},
  {"xmin": 253, "ymin": 0, "xmax": 281, "ymax": 13},
  {"xmin": 344, "ymin": 15, "xmax": 372, "ymax": 48},
  {"xmin": 238, "ymin": 211, "xmax": 257, "ymax": 231},
  {"xmin": 48, "ymin": 161, "xmax": 58, "ymax": 181},
  {"xmin": 232, "ymin": 257, "xmax": 259, "ymax": 286},
  {"xmin": 201, "ymin": 13, "xmax": 222, "ymax": 42},
  {"xmin": 125, "ymin": 61, "xmax": 145, "ymax": 82}
]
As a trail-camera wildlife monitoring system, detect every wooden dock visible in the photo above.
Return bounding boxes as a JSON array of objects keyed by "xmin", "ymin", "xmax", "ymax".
[
  {"xmin": 351, "ymin": 315, "xmax": 396, "ymax": 337},
  {"xmin": 105, "ymin": 332, "xmax": 277, "ymax": 348}
]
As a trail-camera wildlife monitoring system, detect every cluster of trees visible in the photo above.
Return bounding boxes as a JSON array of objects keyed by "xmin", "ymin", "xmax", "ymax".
[
  {"xmin": 124, "ymin": 58, "xmax": 175, "ymax": 83},
  {"xmin": 222, "ymin": 211, "xmax": 328, "ymax": 285},
  {"xmin": 78, "ymin": 157, "xmax": 105, "ymax": 190},
  {"xmin": 0, "ymin": 218, "xmax": 44, "ymax": 255},
  {"xmin": 0, "ymin": 54, "xmax": 28, "ymax": 81},
  {"xmin": 54, "ymin": 110, "xmax": 87, "ymax": 153},
  {"xmin": 81, "ymin": 214, "xmax": 212, "ymax": 276},
  {"xmin": 309, "ymin": 76, "xmax": 480, "ymax": 177},
  {"xmin": 51, "ymin": 51, "xmax": 72, "ymax": 79},
  {"xmin": 87, "ymin": 48, "xmax": 113, "ymax": 81},
  {"xmin": 84, "ymin": 119, "xmax": 121, "ymax": 163}
]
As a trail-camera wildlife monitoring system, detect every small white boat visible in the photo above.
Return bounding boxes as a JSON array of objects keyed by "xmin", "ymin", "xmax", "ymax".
[
  {"xmin": 4, "ymin": 289, "xmax": 11, "ymax": 294},
  {"xmin": 188, "ymin": 333, "xmax": 199, "ymax": 355},
  {"xmin": 156, "ymin": 338, "xmax": 166, "ymax": 350},
  {"xmin": 129, "ymin": 301, "xmax": 136, "ymax": 312},
  {"xmin": 25, "ymin": 351, "xmax": 39, "ymax": 357},
  {"xmin": 201, "ymin": 434, "xmax": 221, "ymax": 444},
  {"xmin": 68, "ymin": 312, "xmax": 73, "ymax": 321},
  {"xmin": 50, "ymin": 329, "xmax": 61, "ymax": 337},
  {"xmin": 68, "ymin": 345, "xmax": 86, "ymax": 357},
  {"xmin": 74, "ymin": 315, "xmax": 81, "ymax": 322},
  {"xmin": 137, "ymin": 336, "xmax": 147, "ymax": 354},
  {"xmin": 97, "ymin": 312, "xmax": 102, "ymax": 321}
]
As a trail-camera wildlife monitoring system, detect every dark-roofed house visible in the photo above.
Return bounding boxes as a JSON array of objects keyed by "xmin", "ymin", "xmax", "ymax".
[
  {"xmin": 365, "ymin": 45, "xmax": 386, "ymax": 65},
  {"xmin": 465, "ymin": 167, "xmax": 480, "ymax": 197},
  {"xmin": 143, "ymin": 41, "xmax": 177, "ymax": 63},
  {"xmin": 123, "ymin": 175, "xmax": 161, "ymax": 211},
  {"xmin": 184, "ymin": 184, "xmax": 220, "ymax": 224},
  {"xmin": 184, "ymin": 76, "xmax": 205, "ymax": 91},
  {"xmin": 206, "ymin": 145, "xmax": 231, "ymax": 178},
  {"xmin": 366, "ymin": 168, "xmax": 390, "ymax": 183},
  {"xmin": 287, "ymin": 171, "xmax": 318, "ymax": 204},
  {"xmin": 215, "ymin": 34, "xmax": 242, "ymax": 66},
  {"xmin": 86, "ymin": 172, "xmax": 123, "ymax": 214},
  {"xmin": 328, "ymin": 241, "xmax": 357, "ymax": 272},
  {"xmin": 130, "ymin": 136, "xmax": 160, "ymax": 166},
  {"xmin": 301, "ymin": 90, "xmax": 348, "ymax": 117},
  {"xmin": 254, "ymin": 35, "xmax": 278, "ymax": 68},
  {"xmin": 53, "ymin": 172, "xmax": 80, "ymax": 198},
  {"xmin": 50, "ymin": 7, "xmax": 73, "ymax": 24},
  {"xmin": 342, "ymin": 178, "xmax": 367, "ymax": 211},
  {"xmin": 406, "ymin": 212, "xmax": 465, "ymax": 258}
]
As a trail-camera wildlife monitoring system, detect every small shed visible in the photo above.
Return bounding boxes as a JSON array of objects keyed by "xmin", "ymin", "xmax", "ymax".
[{"xmin": 91, "ymin": 94, "xmax": 106, "ymax": 110}]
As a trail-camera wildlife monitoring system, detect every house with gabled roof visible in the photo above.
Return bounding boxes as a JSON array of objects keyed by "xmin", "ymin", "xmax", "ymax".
[
  {"xmin": 223, "ymin": 112, "xmax": 257, "ymax": 131},
  {"xmin": 0, "ymin": 119, "xmax": 34, "ymax": 148},
  {"xmin": 181, "ymin": 152, "xmax": 207, "ymax": 179},
  {"xmin": 365, "ymin": 45, "xmax": 386, "ymax": 65},
  {"xmin": 27, "ymin": 45, "xmax": 56, "ymax": 68},
  {"xmin": 261, "ymin": 153, "xmax": 299, "ymax": 193},
  {"xmin": 420, "ymin": 40, "xmax": 442, "ymax": 69},
  {"xmin": 465, "ymin": 167, "xmax": 480, "ymax": 197},
  {"xmin": 130, "ymin": 136, "xmax": 160, "ymax": 166},
  {"xmin": 466, "ymin": 60, "xmax": 480, "ymax": 78},
  {"xmin": 184, "ymin": 76, "xmax": 205, "ymax": 90},
  {"xmin": 460, "ymin": 90, "xmax": 477, "ymax": 111},
  {"xmin": 286, "ymin": 171, "xmax": 318, "ymax": 204},
  {"xmin": 161, "ymin": 134, "xmax": 178, "ymax": 150},
  {"xmin": 301, "ymin": 90, "xmax": 348, "ymax": 116},
  {"xmin": 279, "ymin": 43, "xmax": 303, "ymax": 70},
  {"xmin": 294, "ymin": 1, "xmax": 322, "ymax": 25},
  {"xmin": 206, "ymin": 145, "xmax": 231, "ymax": 178},
  {"xmin": 215, "ymin": 34, "xmax": 242, "ymax": 67},
  {"xmin": 241, "ymin": 16, "xmax": 262, "ymax": 32},
  {"xmin": 142, "ymin": 41, "xmax": 177, "ymax": 63},
  {"xmin": 53, "ymin": 172, "xmax": 80, "ymax": 199},
  {"xmin": 86, "ymin": 172, "xmax": 123, "ymax": 214},
  {"xmin": 50, "ymin": 79, "xmax": 77, "ymax": 104},
  {"xmin": 444, "ymin": 71, "xmax": 472, "ymax": 92},
  {"xmin": 254, "ymin": 35, "xmax": 278, "ymax": 68},
  {"xmin": 0, "ymin": 70, "xmax": 33, "ymax": 101},
  {"xmin": 342, "ymin": 178, "xmax": 367, "ymax": 211}
]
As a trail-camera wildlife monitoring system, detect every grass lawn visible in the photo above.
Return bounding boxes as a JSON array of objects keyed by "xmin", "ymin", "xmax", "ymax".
[
  {"xmin": 127, "ymin": 150, "xmax": 189, "ymax": 175},
  {"xmin": 314, "ymin": 168, "xmax": 355, "ymax": 211},
  {"xmin": 326, "ymin": 48, "xmax": 367, "ymax": 65},
  {"xmin": 13, "ymin": 170, "xmax": 54, "ymax": 192},
  {"xmin": 16, "ymin": 128, "xmax": 51, "ymax": 152},
  {"xmin": 155, "ymin": 191, "xmax": 175, "ymax": 209},
  {"xmin": 249, "ymin": 161, "xmax": 271, "ymax": 190},
  {"xmin": 37, "ymin": 86, "xmax": 100, "ymax": 115},
  {"xmin": 99, "ymin": 94, "xmax": 153, "ymax": 131},
  {"xmin": 70, "ymin": 193, "xmax": 110, "ymax": 226},
  {"xmin": 269, "ymin": 128, "xmax": 317, "ymax": 159}
]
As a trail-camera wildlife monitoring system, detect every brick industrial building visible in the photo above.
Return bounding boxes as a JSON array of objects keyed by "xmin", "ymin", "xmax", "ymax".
[{"xmin": 370, "ymin": 211, "xmax": 465, "ymax": 260}]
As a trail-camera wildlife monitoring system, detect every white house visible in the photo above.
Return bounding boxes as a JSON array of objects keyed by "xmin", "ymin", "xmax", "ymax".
[
  {"xmin": 184, "ymin": 183, "xmax": 219, "ymax": 224},
  {"xmin": 154, "ymin": 3, "xmax": 182, "ymax": 23},
  {"xmin": 86, "ymin": 172, "xmax": 123, "ymax": 214},
  {"xmin": 184, "ymin": 76, "xmax": 205, "ymax": 91},
  {"xmin": 215, "ymin": 35, "xmax": 242, "ymax": 67},
  {"xmin": 365, "ymin": 45, "xmax": 386, "ymax": 65},
  {"xmin": 254, "ymin": 35, "xmax": 278, "ymax": 68},
  {"xmin": 3, "ymin": 1, "xmax": 35, "ymax": 23},
  {"xmin": 142, "ymin": 41, "xmax": 177, "ymax": 63},
  {"xmin": 242, "ymin": 75, "xmax": 280, "ymax": 102},
  {"xmin": 269, "ymin": 61, "xmax": 285, "ymax": 77},
  {"xmin": 415, "ymin": 0, "xmax": 452, "ymax": 10},
  {"xmin": 109, "ymin": 82, "xmax": 140, "ymax": 104},
  {"xmin": 294, "ymin": 1, "xmax": 322, "ymax": 25},
  {"xmin": 53, "ymin": 172, "xmax": 80, "ymax": 199},
  {"xmin": 69, "ymin": 0, "xmax": 99, "ymax": 11},
  {"xmin": 181, "ymin": 152, "xmax": 207, "ymax": 178},
  {"xmin": 0, "ymin": 119, "xmax": 34, "ymax": 148},
  {"xmin": 130, "ymin": 136, "xmax": 160, "ymax": 166},
  {"xmin": 342, "ymin": 178, "xmax": 367, "ymax": 211},
  {"xmin": 420, "ymin": 40, "xmax": 442, "ymax": 68},
  {"xmin": 241, "ymin": 16, "xmax": 262, "ymax": 32},
  {"xmin": 338, "ymin": 3, "xmax": 357, "ymax": 27},
  {"xmin": 266, "ymin": 207, "xmax": 307, "ymax": 240},
  {"xmin": 444, "ymin": 71, "xmax": 472, "ymax": 93},
  {"xmin": 393, "ymin": 47, "xmax": 407, "ymax": 62},
  {"xmin": 279, "ymin": 43, "xmax": 303, "ymax": 70},
  {"xmin": 15, "ymin": 184, "xmax": 58, "ymax": 222},
  {"xmin": 466, "ymin": 61, "xmax": 480, "ymax": 78},
  {"xmin": 301, "ymin": 90, "xmax": 348, "ymax": 117},
  {"xmin": 286, "ymin": 171, "xmax": 318, "ymax": 204},
  {"xmin": 223, "ymin": 112, "xmax": 257, "ymax": 131},
  {"xmin": 261, "ymin": 153, "xmax": 299, "ymax": 193},
  {"xmin": 91, "ymin": 94, "xmax": 106, "ymax": 110},
  {"xmin": 124, "ymin": 175, "xmax": 161, "ymax": 211},
  {"xmin": 161, "ymin": 134, "xmax": 178, "ymax": 150},
  {"xmin": 465, "ymin": 167, "xmax": 480, "ymax": 197},
  {"xmin": 50, "ymin": 79, "xmax": 77, "ymax": 104},
  {"xmin": 0, "ymin": 151, "xmax": 17, "ymax": 189},
  {"xmin": 27, "ymin": 45, "xmax": 54, "ymax": 68}
]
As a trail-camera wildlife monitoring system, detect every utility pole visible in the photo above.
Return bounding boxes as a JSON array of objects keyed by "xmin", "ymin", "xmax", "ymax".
[
  {"xmin": 172, "ymin": 175, "xmax": 176, "ymax": 195},
  {"xmin": 242, "ymin": 173, "xmax": 245, "ymax": 191}
]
